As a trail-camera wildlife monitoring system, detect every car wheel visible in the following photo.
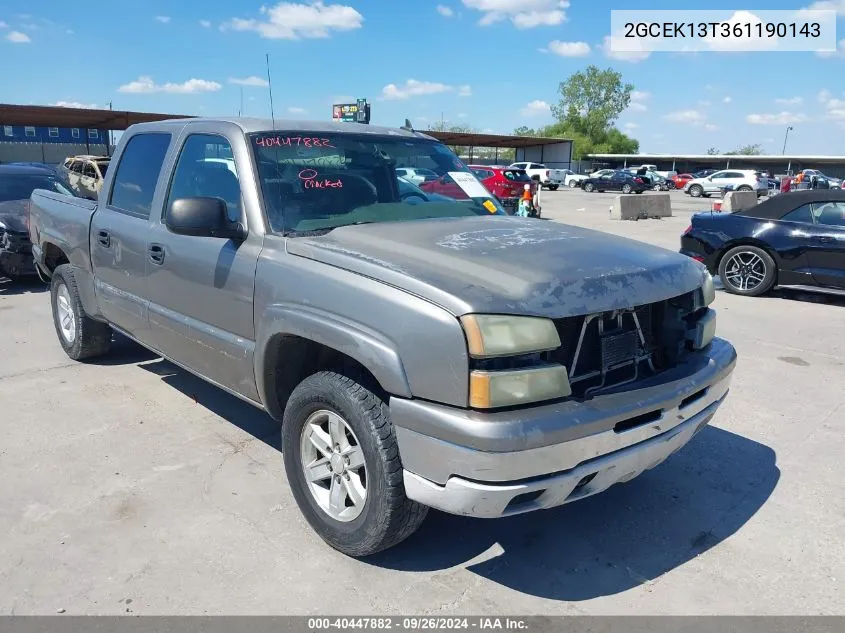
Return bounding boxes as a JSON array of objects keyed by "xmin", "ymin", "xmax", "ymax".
[
  {"xmin": 584, "ymin": 183, "xmax": 594, "ymax": 192},
  {"xmin": 718, "ymin": 245, "xmax": 776, "ymax": 297},
  {"xmin": 688, "ymin": 185, "xmax": 703, "ymax": 197},
  {"xmin": 283, "ymin": 371, "xmax": 428, "ymax": 557},
  {"xmin": 547, "ymin": 184, "xmax": 559, "ymax": 191},
  {"xmin": 622, "ymin": 184, "xmax": 633, "ymax": 194},
  {"xmin": 50, "ymin": 264, "xmax": 112, "ymax": 360},
  {"xmin": 737, "ymin": 185, "xmax": 753, "ymax": 192},
  {"xmin": 568, "ymin": 180, "xmax": 578, "ymax": 188},
  {"xmin": 653, "ymin": 184, "xmax": 662, "ymax": 191}
]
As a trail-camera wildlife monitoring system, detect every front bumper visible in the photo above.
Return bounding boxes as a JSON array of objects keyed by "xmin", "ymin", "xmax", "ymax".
[
  {"xmin": 0, "ymin": 250, "xmax": 36, "ymax": 277},
  {"xmin": 392, "ymin": 337, "xmax": 736, "ymax": 518}
]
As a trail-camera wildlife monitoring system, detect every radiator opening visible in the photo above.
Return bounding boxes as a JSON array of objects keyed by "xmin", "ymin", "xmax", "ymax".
[
  {"xmin": 613, "ymin": 409, "xmax": 662, "ymax": 433},
  {"xmin": 504, "ymin": 489, "xmax": 545, "ymax": 513},
  {"xmin": 680, "ymin": 388, "xmax": 708, "ymax": 410}
]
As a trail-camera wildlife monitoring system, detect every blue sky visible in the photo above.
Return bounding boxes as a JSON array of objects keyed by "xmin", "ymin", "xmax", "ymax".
[{"xmin": 2, "ymin": 0, "xmax": 845, "ymax": 154}]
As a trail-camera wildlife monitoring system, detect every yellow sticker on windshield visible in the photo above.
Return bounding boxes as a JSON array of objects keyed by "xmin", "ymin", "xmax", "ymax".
[{"xmin": 483, "ymin": 200, "xmax": 497, "ymax": 213}]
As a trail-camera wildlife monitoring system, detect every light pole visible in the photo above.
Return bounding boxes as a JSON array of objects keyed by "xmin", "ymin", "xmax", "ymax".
[{"xmin": 782, "ymin": 125, "xmax": 793, "ymax": 155}]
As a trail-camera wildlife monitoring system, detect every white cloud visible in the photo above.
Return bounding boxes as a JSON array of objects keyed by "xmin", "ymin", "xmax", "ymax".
[
  {"xmin": 5, "ymin": 30, "xmax": 30, "ymax": 43},
  {"xmin": 704, "ymin": 123, "xmax": 718, "ymax": 131},
  {"xmin": 287, "ymin": 107, "xmax": 307, "ymax": 114},
  {"xmin": 624, "ymin": 122, "xmax": 639, "ymax": 130},
  {"xmin": 155, "ymin": 16, "xmax": 171, "ymax": 23},
  {"xmin": 222, "ymin": 1, "xmax": 363, "ymax": 39},
  {"xmin": 51, "ymin": 101, "xmax": 99, "ymax": 109},
  {"xmin": 818, "ymin": 89, "xmax": 845, "ymax": 126},
  {"xmin": 775, "ymin": 97, "xmax": 803, "ymax": 105},
  {"xmin": 0, "ymin": 21, "xmax": 8, "ymax": 28},
  {"xmin": 199, "ymin": 19, "xmax": 212, "ymax": 28},
  {"xmin": 381, "ymin": 79, "xmax": 464, "ymax": 100},
  {"xmin": 458, "ymin": 84, "xmax": 472, "ymax": 97},
  {"xmin": 520, "ymin": 100, "xmax": 550, "ymax": 116},
  {"xmin": 817, "ymin": 38, "xmax": 845, "ymax": 57},
  {"xmin": 819, "ymin": 89, "xmax": 833, "ymax": 103},
  {"xmin": 665, "ymin": 110, "xmax": 706, "ymax": 124},
  {"xmin": 628, "ymin": 91, "xmax": 650, "ymax": 112},
  {"xmin": 436, "ymin": 5, "xmax": 454, "ymax": 17},
  {"xmin": 723, "ymin": 96, "xmax": 732, "ymax": 103},
  {"xmin": 229, "ymin": 76, "xmax": 269, "ymax": 87},
  {"xmin": 746, "ymin": 112, "xmax": 808, "ymax": 125},
  {"xmin": 118, "ymin": 76, "xmax": 222, "ymax": 94},
  {"xmin": 701, "ymin": 11, "xmax": 778, "ymax": 51},
  {"xmin": 699, "ymin": 100, "xmax": 712, "ymax": 107},
  {"xmin": 462, "ymin": 0, "xmax": 569, "ymax": 29},
  {"xmin": 546, "ymin": 40, "xmax": 590, "ymax": 56},
  {"xmin": 601, "ymin": 35, "xmax": 650, "ymax": 62},
  {"xmin": 803, "ymin": 0, "xmax": 845, "ymax": 16}
]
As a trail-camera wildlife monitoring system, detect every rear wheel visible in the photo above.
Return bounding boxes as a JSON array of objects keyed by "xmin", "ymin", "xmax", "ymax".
[
  {"xmin": 50, "ymin": 264, "xmax": 112, "ymax": 360},
  {"xmin": 737, "ymin": 185, "xmax": 753, "ymax": 192},
  {"xmin": 283, "ymin": 371, "xmax": 428, "ymax": 557},
  {"xmin": 718, "ymin": 245, "xmax": 776, "ymax": 297},
  {"xmin": 583, "ymin": 183, "xmax": 594, "ymax": 192},
  {"xmin": 689, "ymin": 184, "xmax": 704, "ymax": 198},
  {"xmin": 568, "ymin": 180, "xmax": 579, "ymax": 188},
  {"xmin": 547, "ymin": 184, "xmax": 559, "ymax": 191},
  {"xmin": 622, "ymin": 184, "xmax": 633, "ymax": 194}
]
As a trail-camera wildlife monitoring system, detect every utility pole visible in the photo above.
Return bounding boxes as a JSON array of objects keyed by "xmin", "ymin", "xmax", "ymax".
[
  {"xmin": 782, "ymin": 126, "xmax": 793, "ymax": 155},
  {"xmin": 239, "ymin": 87, "xmax": 244, "ymax": 117},
  {"xmin": 107, "ymin": 100, "xmax": 113, "ymax": 157}
]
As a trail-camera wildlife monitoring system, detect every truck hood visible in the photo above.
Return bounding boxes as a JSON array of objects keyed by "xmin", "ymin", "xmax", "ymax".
[
  {"xmin": 286, "ymin": 216, "xmax": 708, "ymax": 318},
  {"xmin": 0, "ymin": 200, "xmax": 29, "ymax": 234}
]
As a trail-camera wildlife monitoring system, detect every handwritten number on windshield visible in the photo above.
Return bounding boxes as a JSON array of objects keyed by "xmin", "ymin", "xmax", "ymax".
[{"xmin": 255, "ymin": 136, "xmax": 335, "ymax": 148}]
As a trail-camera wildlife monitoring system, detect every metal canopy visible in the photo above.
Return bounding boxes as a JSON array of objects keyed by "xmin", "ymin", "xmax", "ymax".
[{"xmin": 426, "ymin": 131, "xmax": 570, "ymax": 148}]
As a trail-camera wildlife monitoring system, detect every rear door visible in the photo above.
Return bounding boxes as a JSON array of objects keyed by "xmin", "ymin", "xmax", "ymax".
[
  {"xmin": 145, "ymin": 132, "xmax": 262, "ymax": 400},
  {"xmin": 90, "ymin": 132, "xmax": 174, "ymax": 344},
  {"xmin": 807, "ymin": 201, "xmax": 845, "ymax": 289}
]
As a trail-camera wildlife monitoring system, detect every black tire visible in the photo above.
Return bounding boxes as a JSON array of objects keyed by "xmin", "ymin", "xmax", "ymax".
[
  {"xmin": 568, "ymin": 180, "xmax": 579, "ymax": 188},
  {"xmin": 653, "ymin": 184, "xmax": 662, "ymax": 191},
  {"xmin": 737, "ymin": 185, "xmax": 752, "ymax": 192},
  {"xmin": 635, "ymin": 190, "xmax": 644, "ymax": 194},
  {"xmin": 583, "ymin": 183, "xmax": 594, "ymax": 192},
  {"xmin": 689, "ymin": 184, "xmax": 704, "ymax": 198},
  {"xmin": 50, "ymin": 264, "xmax": 112, "ymax": 360},
  {"xmin": 547, "ymin": 184, "xmax": 559, "ymax": 191},
  {"xmin": 282, "ymin": 371, "xmax": 428, "ymax": 557},
  {"xmin": 717, "ymin": 245, "xmax": 776, "ymax": 297},
  {"xmin": 622, "ymin": 184, "xmax": 633, "ymax": 194}
]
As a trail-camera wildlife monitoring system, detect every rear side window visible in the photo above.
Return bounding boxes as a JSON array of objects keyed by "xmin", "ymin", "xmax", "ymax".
[
  {"xmin": 781, "ymin": 204, "xmax": 814, "ymax": 224},
  {"xmin": 109, "ymin": 133, "xmax": 172, "ymax": 219},
  {"xmin": 503, "ymin": 170, "xmax": 530, "ymax": 182}
]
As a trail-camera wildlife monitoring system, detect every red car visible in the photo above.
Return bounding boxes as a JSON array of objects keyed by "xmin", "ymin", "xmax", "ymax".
[
  {"xmin": 469, "ymin": 165, "xmax": 537, "ymax": 208},
  {"xmin": 672, "ymin": 173, "xmax": 695, "ymax": 189}
]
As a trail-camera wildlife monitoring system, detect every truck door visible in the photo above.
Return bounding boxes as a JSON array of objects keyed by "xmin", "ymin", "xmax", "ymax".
[
  {"xmin": 145, "ymin": 132, "xmax": 262, "ymax": 401},
  {"xmin": 90, "ymin": 132, "xmax": 173, "ymax": 344}
]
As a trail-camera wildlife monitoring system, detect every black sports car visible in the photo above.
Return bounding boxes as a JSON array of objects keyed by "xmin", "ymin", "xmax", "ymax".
[
  {"xmin": 680, "ymin": 189, "xmax": 845, "ymax": 297},
  {"xmin": 581, "ymin": 170, "xmax": 647, "ymax": 194}
]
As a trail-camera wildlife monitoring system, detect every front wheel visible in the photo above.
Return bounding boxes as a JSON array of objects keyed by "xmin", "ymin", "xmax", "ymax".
[
  {"xmin": 718, "ymin": 245, "xmax": 776, "ymax": 297},
  {"xmin": 653, "ymin": 184, "xmax": 662, "ymax": 191},
  {"xmin": 568, "ymin": 180, "xmax": 579, "ymax": 188},
  {"xmin": 547, "ymin": 184, "xmax": 559, "ymax": 191},
  {"xmin": 583, "ymin": 183, "xmax": 595, "ymax": 192},
  {"xmin": 622, "ymin": 184, "xmax": 633, "ymax": 194},
  {"xmin": 737, "ymin": 185, "xmax": 753, "ymax": 192},
  {"xmin": 283, "ymin": 371, "xmax": 428, "ymax": 557},
  {"xmin": 50, "ymin": 264, "xmax": 112, "ymax": 360}
]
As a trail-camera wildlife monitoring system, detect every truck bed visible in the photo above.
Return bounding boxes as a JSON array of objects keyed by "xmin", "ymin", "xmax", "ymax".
[{"xmin": 29, "ymin": 189, "xmax": 98, "ymax": 275}]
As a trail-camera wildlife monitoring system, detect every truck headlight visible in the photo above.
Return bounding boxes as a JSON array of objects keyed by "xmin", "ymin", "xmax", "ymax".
[
  {"xmin": 701, "ymin": 272, "xmax": 715, "ymax": 306},
  {"xmin": 460, "ymin": 314, "xmax": 561, "ymax": 359},
  {"xmin": 469, "ymin": 365, "xmax": 571, "ymax": 409}
]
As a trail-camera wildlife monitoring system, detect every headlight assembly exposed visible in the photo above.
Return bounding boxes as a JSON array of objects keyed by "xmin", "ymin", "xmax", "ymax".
[{"xmin": 460, "ymin": 314, "xmax": 561, "ymax": 359}]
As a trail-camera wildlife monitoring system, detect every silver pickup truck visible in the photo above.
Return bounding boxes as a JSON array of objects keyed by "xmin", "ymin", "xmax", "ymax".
[{"xmin": 29, "ymin": 117, "xmax": 736, "ymax": 557}]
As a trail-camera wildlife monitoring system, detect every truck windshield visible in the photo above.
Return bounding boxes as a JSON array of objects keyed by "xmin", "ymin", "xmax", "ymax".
[
  {"xmin": 0, "ymin": 174, "xmax": 75, "ymax": 203},
  {"xmin": 249, "ymin": 131, "xmax": 506, "ymax": 234}
]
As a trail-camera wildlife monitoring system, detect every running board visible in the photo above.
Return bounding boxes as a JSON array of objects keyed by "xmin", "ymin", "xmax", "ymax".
[{"xmin": 776, "ymin": 284, "xmax": 845, "ymax": 297}]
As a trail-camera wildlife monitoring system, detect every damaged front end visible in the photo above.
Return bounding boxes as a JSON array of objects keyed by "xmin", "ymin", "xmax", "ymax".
[{"xmin": 0, "ymin": 207, "xmax": 36, "ymax": 279}]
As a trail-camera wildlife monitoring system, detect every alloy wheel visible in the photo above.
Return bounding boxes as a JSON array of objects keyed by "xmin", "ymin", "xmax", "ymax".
[{"xmin": 724, "ymin": 251, "xmax": 766, "ymax": 292}]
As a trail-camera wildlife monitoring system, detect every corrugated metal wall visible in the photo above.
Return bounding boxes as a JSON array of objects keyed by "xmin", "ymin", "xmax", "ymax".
[{"xmin": 0, "ymin": 142, "xmax": 115, "ymax": 166}]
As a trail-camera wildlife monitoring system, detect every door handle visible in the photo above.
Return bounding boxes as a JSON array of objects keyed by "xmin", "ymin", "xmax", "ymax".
[
  {"xmin": 148, "ymin": 243, "xmax": 165, "ymax": 265},
  {"xmin": 97, "ymin": 230, "xmax": 110, "ymax": 247},
  {"xmin": 813, "ymin": 235, "xmax": 835, "ymax": 243}
]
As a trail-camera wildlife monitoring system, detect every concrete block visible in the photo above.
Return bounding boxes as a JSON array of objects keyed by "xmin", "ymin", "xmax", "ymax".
[
  {"xmin": 611, "ymin": 193, "xmax": 672, "ymax": 220},
  {"xmin": 722, "ymin": 191, "xmax": 758, "ymax": 212}
]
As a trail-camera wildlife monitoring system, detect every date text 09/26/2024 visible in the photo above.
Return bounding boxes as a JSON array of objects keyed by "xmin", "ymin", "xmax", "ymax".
[{"xmin": 307, "ymin": 618, "xmax": 528, "ymax": 630}]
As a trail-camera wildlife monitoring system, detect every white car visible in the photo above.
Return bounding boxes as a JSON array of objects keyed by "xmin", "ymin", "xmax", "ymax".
[
  {"xmin": 558, "ymin": 169, "xmax": 588, "ymax": 188},
  {"xmin": 509, "ymin": 162, "xmax": 565, "ymax": 190},
  {"xmin": 395, "ymin": 167, "xmax": 439, "ymax": 185},
  {"xmin": 684, "ymin": 169, "xmax": 769, "ymax": 198}
]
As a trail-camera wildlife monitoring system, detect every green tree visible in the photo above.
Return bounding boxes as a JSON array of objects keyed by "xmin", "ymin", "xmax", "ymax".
[
  {"xmin": 551, "ymin": 65, "xmax": 634, "ymax": 140},
  {"xmin": 706, "ymin": 147, "xmax": 720, "ymax": 155},
  {"xmin": 513, "ymin": 126, "xmax": 536, "ymax": 136},
  {"xmin": 725, "ymin": 143, "xmax": 762, "ymax": 156}
]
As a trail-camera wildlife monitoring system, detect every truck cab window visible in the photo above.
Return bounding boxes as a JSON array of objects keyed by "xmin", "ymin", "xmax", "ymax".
[
  {"xmin": 167, "ymin": 134, "xmax": 242, "ymax": 223},
  {"xmin": 109, "ymin": 133, "xmax": 172, "ymax": 219}
]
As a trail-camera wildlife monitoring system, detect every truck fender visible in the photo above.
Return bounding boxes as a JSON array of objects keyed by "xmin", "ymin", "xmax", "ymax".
[{"xmin": 254, "ymin": 304, "xmax": 413, "ymax": 418}]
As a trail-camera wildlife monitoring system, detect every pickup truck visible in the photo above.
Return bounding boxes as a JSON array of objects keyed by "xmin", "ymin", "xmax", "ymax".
[
  {"xmin": 509, "ymin": 162, "xmax": 566, "ymax": 190},
  {"xmin": 29, "ymin": 117, "xmax": 736, "ymax": 557}
]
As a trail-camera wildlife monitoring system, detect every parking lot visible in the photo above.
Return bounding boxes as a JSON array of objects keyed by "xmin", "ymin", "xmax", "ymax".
[{"xmin": 1, "ymin": 187, "xmax": 843, "ymax": 616}]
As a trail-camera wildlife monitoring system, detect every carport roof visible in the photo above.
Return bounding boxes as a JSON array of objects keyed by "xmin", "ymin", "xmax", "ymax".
[
  {"xmin": 588, "ymin": 153, "xmax": 845, "ymax": 164},
  {"xmin": 0, "ymin": 104, "xmax": 570, "ymax": 148}
]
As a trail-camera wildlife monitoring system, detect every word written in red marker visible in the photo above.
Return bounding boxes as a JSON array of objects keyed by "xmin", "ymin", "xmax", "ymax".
[
  {"xmin": 299, "ymin": 169, "xmax": 343, "ymax": 189},
  {"xmin": 255, "ymin": 136, "xmax": 335, "ymax": 148}
]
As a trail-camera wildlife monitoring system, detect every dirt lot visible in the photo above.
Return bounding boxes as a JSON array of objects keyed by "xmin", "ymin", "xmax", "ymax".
[{"xmin": 1, "ymin": 188, "xmax": 843, "ymax": 615}]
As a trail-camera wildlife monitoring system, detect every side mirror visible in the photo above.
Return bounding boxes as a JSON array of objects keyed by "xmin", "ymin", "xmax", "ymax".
[{"xmin": 166, "ymin": 197, "xmax": 246, "ymax": 240}]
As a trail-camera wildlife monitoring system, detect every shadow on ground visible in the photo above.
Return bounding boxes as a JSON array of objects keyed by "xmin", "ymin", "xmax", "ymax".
[
  {"xmin": 110, "ymin": 338, "xmax": 778, "ymax": 603},
  {"xmin": 0, "ymin": 277, "xmax": 47, "ymax": 296}
]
